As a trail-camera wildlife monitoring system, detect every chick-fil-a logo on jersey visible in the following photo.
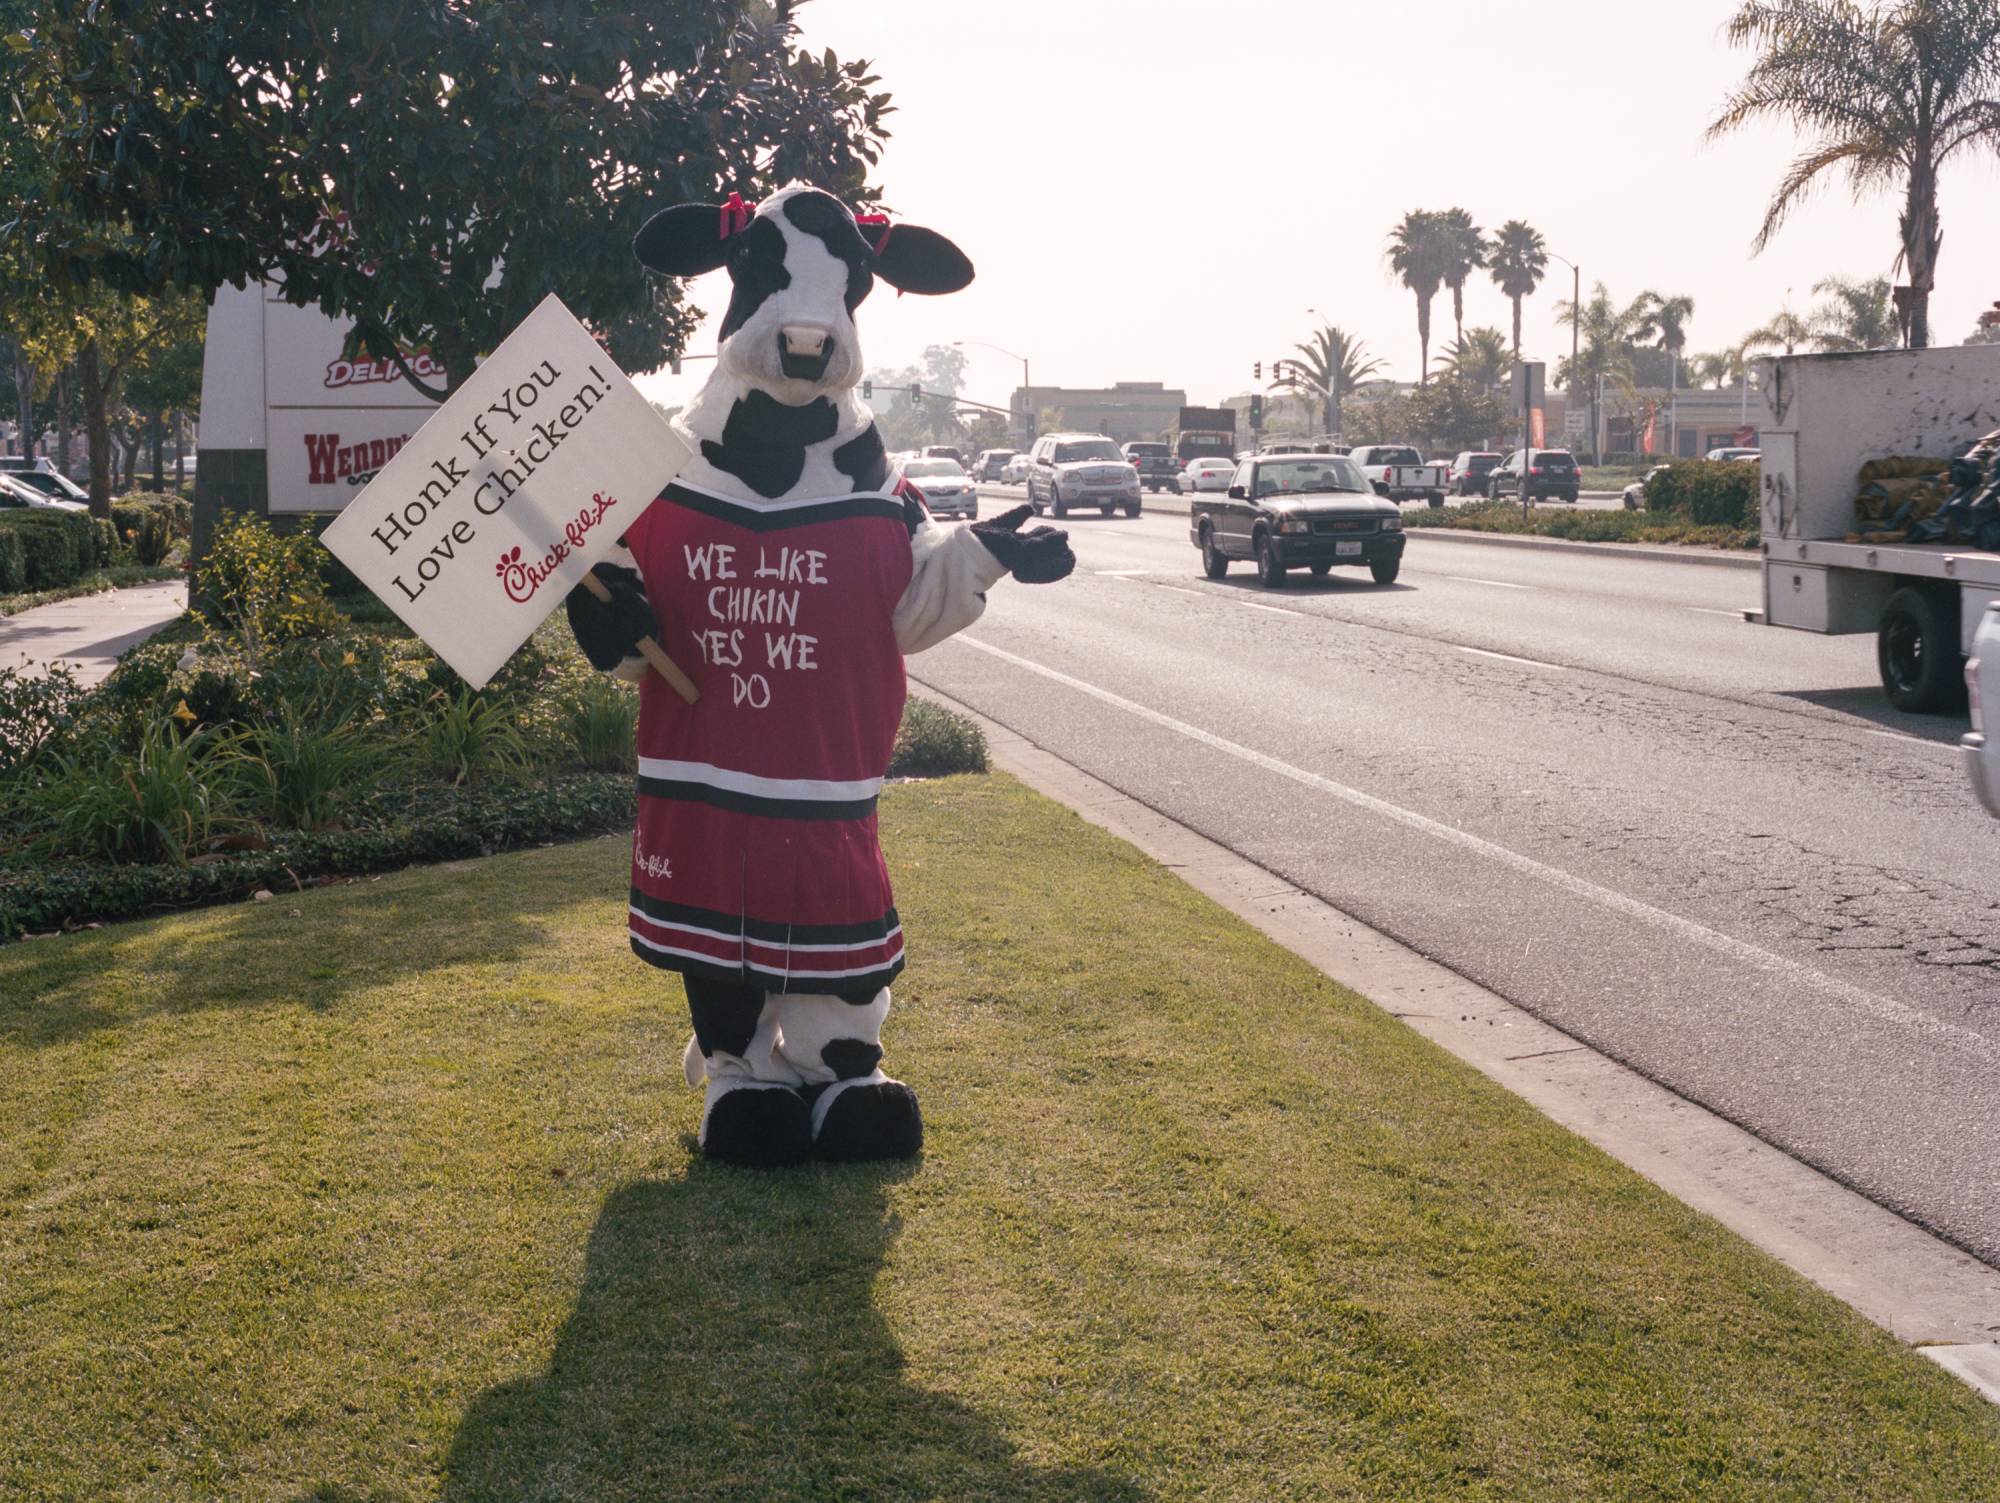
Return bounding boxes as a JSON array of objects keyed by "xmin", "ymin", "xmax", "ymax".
[{"xmin": 495, "ymin": 492, "xmax": 619, "ymax": 604}]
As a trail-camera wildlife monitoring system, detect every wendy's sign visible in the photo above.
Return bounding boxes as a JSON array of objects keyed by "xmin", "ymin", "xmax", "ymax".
[{"xmin": 321, "ymin": 295, "xmax": 690, "ymax": 689}]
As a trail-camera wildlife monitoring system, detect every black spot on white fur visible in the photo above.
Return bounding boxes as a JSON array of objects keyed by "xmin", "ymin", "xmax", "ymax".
[
  {"xmin": 717, "ymin": 217, "xmax": 791, "ymax": 343},
  {"xmin": 782, "ymin": 190, "xmax": 875, "ymax": 315},
  {"xmin": 701, "ymin": 390, "xmax": 841, "ymax": 499},
  {"xmin": 832, "ymin": 425, "xmax": 888, "ymax": 492},
  {"xmin": 821, "ymin": 1038, "xmax": 885, "ymax": 1080}
]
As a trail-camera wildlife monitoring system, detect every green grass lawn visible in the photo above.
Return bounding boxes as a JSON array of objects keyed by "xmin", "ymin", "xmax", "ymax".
[{"xmin": 2, "ymin": 774, "xmax": 1995, "ymax": 1500}]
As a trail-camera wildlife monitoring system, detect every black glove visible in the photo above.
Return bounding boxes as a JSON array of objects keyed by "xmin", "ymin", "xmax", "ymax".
[
  {"xmin": 971, "ymin": 504, "xmax": 1075, "ymax": 584},
  {"xmin": 565, "ymin": 563, "xmax": 659, "ymax": 671}
]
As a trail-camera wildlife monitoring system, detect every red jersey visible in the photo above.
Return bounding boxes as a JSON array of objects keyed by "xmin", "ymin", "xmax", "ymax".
[{"xmin": 619, "ymin": 478, "xmax": 916, "ymax": 993}]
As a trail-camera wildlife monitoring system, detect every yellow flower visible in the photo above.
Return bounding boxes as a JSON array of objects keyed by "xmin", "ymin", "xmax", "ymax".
[
  {"xmin": 170, "ymin": 699, "xmax": 196, "ymax": 724},
  {"xmin": 341, "ymin": 650, "xmax": 357, "ymax": 668}
]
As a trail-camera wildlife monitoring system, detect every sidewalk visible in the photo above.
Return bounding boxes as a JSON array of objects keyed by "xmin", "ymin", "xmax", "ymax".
[{"xmin": 0, "ymin": 578, "xmax": 188, "ymax": 687}]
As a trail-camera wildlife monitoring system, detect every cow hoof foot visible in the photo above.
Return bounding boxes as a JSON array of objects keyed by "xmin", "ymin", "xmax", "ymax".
[
  {"xmin": 811, "ymin": 1077, "xmax": 923, "ymax": 1162},
  {"xmin": 701, "ymin": 1082, "xmax": 811, "ymax": 1168}
]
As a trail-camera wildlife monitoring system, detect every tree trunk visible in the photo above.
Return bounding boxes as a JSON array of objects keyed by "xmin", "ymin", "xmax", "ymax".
[
  {"xmin": 79, "ymin": 341, "xmax": 112, "ymax": 519},
  {"xmin": 56, "ymin": 363, "xmax": 72, "ymax": 477},
  {"xmin": 12, "ymin": 343, "xmax": 30, "ymax": 458},
  {"xmin": 1511, "ymin": 294, "xmax": 1523, "ymax": 359},
  {"xmin": 173, "ymin": 412, "xmax": 185, "ymax": 487},
  {"xmin": 1901, "ymin": 158, "xmax": 1941, "ymax": 350},
  {"xmin": 149, "ymin": 413, "xmax": 165, "ymax": 490},
  {"xmin": 1416, "ymin": 294, "xmax": 1433, "ymax": 386}
]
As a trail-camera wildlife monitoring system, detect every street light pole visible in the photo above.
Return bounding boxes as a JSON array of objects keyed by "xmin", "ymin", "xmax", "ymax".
[
  {"xmin": 1550, "ymin": 253, "xmax": 1581, "ymax": 445},
  {"xmin": 952, "ymin": 340, "xmax": 1030, "ymax": 441}
]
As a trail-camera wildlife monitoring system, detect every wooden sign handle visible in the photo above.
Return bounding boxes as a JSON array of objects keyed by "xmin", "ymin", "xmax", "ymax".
[{"xmin": 581, "ymin": 568, "xmax": 699, "ymax": 705}]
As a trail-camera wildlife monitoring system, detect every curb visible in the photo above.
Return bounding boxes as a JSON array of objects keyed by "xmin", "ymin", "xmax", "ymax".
[
  {"xmin": 1402, "ymin": 527, "xmax": 1759, "ymax": 571},
  {"xmin": 910, "ymin": 680, "xmax": 2000, "ymax": 1404}
]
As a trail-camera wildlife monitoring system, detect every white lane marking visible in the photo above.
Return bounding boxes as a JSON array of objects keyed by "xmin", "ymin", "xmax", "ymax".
[
  {"xmin": 1686, "ymin": 606, "xmax": 1748, "ymax": 619},
  {"xmin": 1868, "ymin": 728, "xmax": 1954, "ymax": 753},
  {"xmin": 1151, "ymin": 583, "xmax": 1207, "ymax": 599},
  {"xmin": 1455, "ymin": 645, "xmax": 1568, "ymax": 671},
  {"xmin": 1439, "ymin": 574, "xmax": 1536, "ymax": 590},
  {"xmin": 1238, "ymin": 600, "xmax": 1305, "ymax": 618},
  {"xmin": 953, "ymin": 636, "xmax": 1997, "ymax": 1063}
]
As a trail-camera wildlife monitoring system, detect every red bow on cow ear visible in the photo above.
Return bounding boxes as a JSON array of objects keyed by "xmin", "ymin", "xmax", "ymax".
[
  {"xmin": 866, "ymin": 220, "xmax": 975, "ymax": 295},
  {"xmin": 634, "ymin": 199, "xmax": 756, "ymax": 277}
]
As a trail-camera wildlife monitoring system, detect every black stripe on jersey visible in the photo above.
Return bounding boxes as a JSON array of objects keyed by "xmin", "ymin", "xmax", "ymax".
[
  {"xmin": 628, "ymin": 937, "xmax": 906, "ymax": 995},
  {"xmin": 630, "ymin": 887, "xmax": 901, "ymax": 947},
  {"xmin": 661, "ymin": 483, "xmax": 907, "ymax": 533},
  {"xmin": 636, "ymin": 773, "xmax": 878, "ymax": 821}
]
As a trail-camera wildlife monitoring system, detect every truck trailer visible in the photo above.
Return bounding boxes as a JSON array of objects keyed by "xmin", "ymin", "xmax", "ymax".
[{"xmin": 1753, "ymin": 346, "xmax": 2000, "ymax": 714}]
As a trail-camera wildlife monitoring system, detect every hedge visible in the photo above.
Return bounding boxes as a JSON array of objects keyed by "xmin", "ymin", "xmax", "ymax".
[
  {"xmin": 1643, "ymin": 460, "xmax": 1760, "ymax": 527},
  {"xmin": 0, "ymin": 528, "xmax": 23, "ymax": 593},
  {"xmin": 111, "ymin": 492, "xmax": 193, "ymax": 543},
  {"xmin": 0, "ymin": 508, "xmax": 117, "ymax": 588}
]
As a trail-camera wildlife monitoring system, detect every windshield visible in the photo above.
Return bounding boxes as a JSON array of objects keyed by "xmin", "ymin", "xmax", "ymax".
[
  {"xmin": 1054, "ymin": 440, "xmax": 1123, "ymax": 462},
  {"xmin": 904, "ymin": 459, "xmax": 965, "ymax": 477},
  {"xmin": 1254, "ymin": 457, "xmax": 1370, "ymax": 496},
  {"xmin": 1372, "ymin": 447, "xmax": 1420, "ymax": 465},
  {"xmin": 1536, "ymin": 451, "xmax": 1576, "ymax": 467}
]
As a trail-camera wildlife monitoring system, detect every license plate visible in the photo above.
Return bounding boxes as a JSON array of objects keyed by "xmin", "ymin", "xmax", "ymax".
[{"xmin": 1337, "ymin": 541, "xmax": 1363, "ymax": 557}]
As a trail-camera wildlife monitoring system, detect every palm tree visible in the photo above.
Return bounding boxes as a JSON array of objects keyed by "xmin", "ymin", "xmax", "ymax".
[
  {"xmin": 1386, "ymin": 209, "xmax": 1446, "ymax": 383},
  {"xmin": 1486, "ymin": 220, "xmax": 1549, "ymax": 359},
  {"xmin": 1710, "ymin": 0, "xmax": 2000, "ymax": 349},
  {"xmin": 1744, "ymin": 307, "xmax": 1814, "ymax": 355},
  {"xmin": 1437, "ymin": 326, "xmax": 1511, "ymax": 389},
  {"xmin": 1555, "ymin": 282, "xmax": 1642, "ymax": 463},
  {"xmin": 1631, "ymin": 292, "xmax": 1694, "ymax": 452},
  {"xmin": 1434, "ymin": 207, "xmax": 1487, "ymax": 350},
  {"xmin": 1272, "ymin": 323, "xmax": 1385, "ymax": 437},
  {"xmin": 1808, "ymin": 275, "xmax": 1898, "ymax": 349}
]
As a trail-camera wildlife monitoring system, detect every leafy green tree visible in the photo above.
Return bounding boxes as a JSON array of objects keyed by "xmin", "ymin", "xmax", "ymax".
[
  {"xmin": 1710, "ymin": 0, "xmax": 2000, "ymax": 349},
  {"xmin": 1272, "ymin": 324, "xmax": 1383, "ymax": 437},
  {"xmin": 1386, "ymin": 210, "xmax": 1446, "ymax": 384},
  {"xmin": 1487, "ymin": 220, "xmax": 1548, "ymax": 360},
  {"xmin": 1436, "ymin": 327, "xmax": 1510, "ymax": 389},
  {"xmin": 123, "ymin": 317, "xmax": 204, "ymax": 489},
  {"xmin": 1433, "ymin": 208, "xmax": 1488, "ymax": 350},
  {"xmin": 1744, "ymin": 307, "xmax": 1814, "ymax": 355},
  {"xmin": 1632, "ymin": 292, "xmax": 1695, "ymax": 391},
  {"xmin": 6, "ymin": 0, "xmax": 892, "ymax": 395},
  {"xmin": 1407, "ymin": 378, "xmax": 1508, "ymax": 455},
  {"xmin": 1808, "ymin": 275, "xmax": 1898, "ymax": 349}
]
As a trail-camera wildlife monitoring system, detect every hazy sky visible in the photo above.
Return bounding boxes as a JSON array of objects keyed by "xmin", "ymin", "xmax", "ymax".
[{"xmin": 635, "ymin": 0, "xmax": 2000, "ymax": 412}]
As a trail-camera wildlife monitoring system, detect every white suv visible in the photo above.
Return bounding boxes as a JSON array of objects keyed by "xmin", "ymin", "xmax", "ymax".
[
  {"xmin": 1966, "ymin": 601, "xmax": 2000, "ymax": 817},
  {"xmin": 1026, "ymin": 433, "xmax": 1141, "ymax": 518}
]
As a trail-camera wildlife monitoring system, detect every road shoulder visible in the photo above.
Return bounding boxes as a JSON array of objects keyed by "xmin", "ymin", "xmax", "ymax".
[{"xmin": 911, "ymin": 677, "xmax": 2000, "ymax": 1402}]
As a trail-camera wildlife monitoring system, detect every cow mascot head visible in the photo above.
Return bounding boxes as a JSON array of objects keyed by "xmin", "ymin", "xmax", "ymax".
[{"xmin": 565, "ymin": 183, "xmax": 1073, "ymax": 1168}]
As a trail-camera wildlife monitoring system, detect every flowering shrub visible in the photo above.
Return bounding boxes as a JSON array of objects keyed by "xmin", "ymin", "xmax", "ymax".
[{"xmin": 200, "ymin": 512, "xmax": 348, "ymax": 658}]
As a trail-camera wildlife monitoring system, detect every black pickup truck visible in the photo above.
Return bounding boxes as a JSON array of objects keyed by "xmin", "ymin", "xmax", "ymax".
[{"xmin": 1122, "ymin": 441, "xmax": 1182, "ymax": 493}]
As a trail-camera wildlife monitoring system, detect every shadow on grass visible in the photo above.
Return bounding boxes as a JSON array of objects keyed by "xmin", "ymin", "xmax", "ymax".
[
  {"xmin": 0, "ymin": 841, "xmax": 623, "ymax": 1050},
  {"xmin": 439, "ymin": 1162, "xmax": 1149, "ymax": 1503}
]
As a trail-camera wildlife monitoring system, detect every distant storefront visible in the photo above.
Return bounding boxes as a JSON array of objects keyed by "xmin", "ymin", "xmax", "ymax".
[{"xmin": 1011, "ymin": 381, "xmax": 1187, "ymax": 443}]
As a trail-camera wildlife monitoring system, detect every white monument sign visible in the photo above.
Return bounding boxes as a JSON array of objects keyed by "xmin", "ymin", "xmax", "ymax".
[{"xmin": 321, "ymin": 294, "xmax": 690, "ymax": 690}]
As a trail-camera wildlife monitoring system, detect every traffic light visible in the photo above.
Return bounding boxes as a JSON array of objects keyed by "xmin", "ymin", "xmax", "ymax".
[
  {"xmin": 1249, "ymin": 394, "xmax": 1263, "ymax": 427},
  {"xmin": 1253, "ymin": 360, "xmax": 1261, "ymax": 381},
  {"xmin": 909, "ymin": 382, "xmax": 922, "ymax": 407},
  {"xmin": 861, "ymin": 378, "xmax": 872, "ymax": 399}
]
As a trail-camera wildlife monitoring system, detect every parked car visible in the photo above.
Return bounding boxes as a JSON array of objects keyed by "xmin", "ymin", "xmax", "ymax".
[
  {"xmin": 897, "ymin": 457, "xmax": 978, "ymax": 520},
  {"xmin": 1622, "ymin": 465, "xmax": 1669, "ymax": 511},
  {"xmin": 1704, "ymin": 446, "xmax": 1762, "ymax": 463},
  {"xmin": 3, "ymin": 467, "xmax": 89, "ymax": 504},
  {"xmin": 1000, "ymin": 453, "xmax": 1032, "ymax": 484},
  {"xmin": 1189, "ymin": 453, "xmax": 1405, "ymax": 588},
  {"xmin": 1487, "ymin": 448, "xmax": 1581, "ymax": 503},
  {"xmin": 0, "ymin": 455, "xmax": 56, "ymax": 474},
  {"xmin": 0, "ymin": 472, "xmax": 85, "ymax": 512},
  {"xmin": 1026, "ymin": 433, "xmax": 1141, "ymax": 518},
  {"xmin": 1122, "ymin": 440, "xmax": 1182, "ymax": 493},
  {"xmin": 971, "ymin": 448, "xmax": 1016, "ymax": 482},
  {"xmin": 920, "ymin": 445, "xmax": 965, "ymax": 466},
  {"xmin": 1347, "ymin": 443, "xmax": 1448, "ymax": 506},
  {"xmin": 1447, "ymin": 451, "xmax": 1502, "ymax": 497},
  {"xmin": 1967, "ymin": 601, "xmax": 2000, "ymax": 817},
  {"xmin": 1181, "ymin": 457, "xmax": 1235, "ymax": 493}
]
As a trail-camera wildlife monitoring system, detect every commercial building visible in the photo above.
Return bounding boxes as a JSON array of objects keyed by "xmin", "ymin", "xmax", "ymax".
[{"xmin": 1010, "ymin": 381, "xmax": 1187, "ymax": 444}]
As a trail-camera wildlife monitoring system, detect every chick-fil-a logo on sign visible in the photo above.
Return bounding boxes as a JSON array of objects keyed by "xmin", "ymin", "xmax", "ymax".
[{"xmin": 495, "ymin": 492, "xmax": 619, "ymax": 604}]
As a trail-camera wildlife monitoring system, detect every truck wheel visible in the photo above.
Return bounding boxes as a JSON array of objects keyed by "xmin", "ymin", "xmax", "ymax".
[
  {"xmin": 1878, "ymin": 585, "xmax": 1967, "ymax": 713},
  {"xmin": 1124, "ymin": 500, "xmax": 1141, "ymax": 518},
  {"xmin": 1371, "ymin": 558, "xmax": 1401, "ymax": 585},
  {"xmin": 1200, "ymin": 524, "xmax": 1228, "ymax": 579},
  {"xmin": 1051, "ymin": 494, "xmax": 1068, "ymax": 519},
  {"xmin": 1427, "ymin": 492, "xmax": 1444, "ymax": 508},
  {"xmin": 1255, "ymin": 532, "xmax": 1286, "ymax": 588},
  {"xmin": 1100, "ymin": 503, "xmax": 1115, "ymax": 517}
]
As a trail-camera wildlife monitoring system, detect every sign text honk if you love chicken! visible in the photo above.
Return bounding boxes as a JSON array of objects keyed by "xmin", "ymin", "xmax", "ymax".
[{"xmin": 320, "ymin": 295, "xmax": 691, "ymax": 689}]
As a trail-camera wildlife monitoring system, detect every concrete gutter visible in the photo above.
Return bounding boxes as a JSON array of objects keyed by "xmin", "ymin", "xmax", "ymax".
[{"xmin": 909, "ymin": 680, "xmax": 2000, "ymax": 1405}]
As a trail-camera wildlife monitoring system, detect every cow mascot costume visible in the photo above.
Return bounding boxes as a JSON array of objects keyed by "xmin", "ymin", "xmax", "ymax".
[{"xmin": 566, "ymin": 185, "xmax": 1073, "ymax": 1168}]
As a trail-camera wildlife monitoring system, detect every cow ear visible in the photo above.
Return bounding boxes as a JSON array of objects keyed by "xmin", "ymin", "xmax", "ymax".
[
  {"xmin": 634, "ymin": 204, "xmax": 732, "ymax": 277},
  {"xmin": 873, "ymin": 225, "xmax": 974, "ymax": 295}
]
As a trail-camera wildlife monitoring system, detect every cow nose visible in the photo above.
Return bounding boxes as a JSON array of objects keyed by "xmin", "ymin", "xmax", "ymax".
[{"xmin": 780, "ymin": 324, "xmax": 832, "ymax": 357}]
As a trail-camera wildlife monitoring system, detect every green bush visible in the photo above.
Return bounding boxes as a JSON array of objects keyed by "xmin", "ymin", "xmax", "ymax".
[
  {"xmin": 111, "ymin": 492, "xmax": 192, "ymax": 544},
  {"xmin": 0, "ymin": 509, "xmax": 115, "ymax": 588},
  {"xmin": 890, "ymin": 697, "xmax": 988, "ymax": 778},
  {"xmin": 232, "ymin": 708, "xmax": 382, "ymax": 830},
  {"xmin": 410, "ymin": 688, "xmax": 530, "ymax": 785},
  {"xmin": 28, "ymin": 721, "xmax": 242, "ymax": 866},
  {"xmin": 1644, "ymin": 460, "xmax": 1760, "ymax": 527},
  {"xmin": 0, "ymin": 663, "xmax": 90, "ymax": 775},
  {"xmin": 0, "ymin": 526, "xmax": 23, "ymax": 593},
  {"xmin": 553, "ymin": 676, "xmax": 639, "ymax": 774},
  {"xmin": 201, "ymin": 511, "xmax": 348, "ymax": 653}
]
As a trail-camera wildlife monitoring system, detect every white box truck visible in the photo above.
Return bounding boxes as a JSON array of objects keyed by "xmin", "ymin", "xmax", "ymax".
[{"xmin": 1753, "ymin": 345, "xmax": 2000, "ymax": 713}]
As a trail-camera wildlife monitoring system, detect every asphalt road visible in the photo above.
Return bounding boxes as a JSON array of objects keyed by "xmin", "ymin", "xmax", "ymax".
[{"xmin": 908, "ymin": 508, "xmax": 2000, "ymax": 1264}]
